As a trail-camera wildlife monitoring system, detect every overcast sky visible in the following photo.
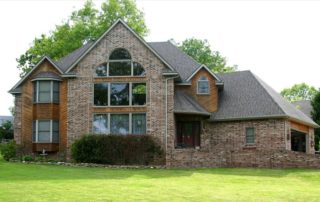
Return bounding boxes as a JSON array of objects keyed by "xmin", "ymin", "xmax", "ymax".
[{"xmin": 1, "ymin": 0, "xmax": 320, "ymax": 115}]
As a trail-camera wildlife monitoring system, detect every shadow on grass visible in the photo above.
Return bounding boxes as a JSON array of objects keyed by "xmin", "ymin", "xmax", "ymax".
[{"xmin": 1, "ymin": 159, "xmax": 320, "ymax": 182}]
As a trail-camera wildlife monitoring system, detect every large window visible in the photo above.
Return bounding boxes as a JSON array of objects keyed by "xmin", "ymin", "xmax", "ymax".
[
  {"xmin": 111, "ymin": 83, "xmax": 129, "ymax": 105},
  {"xmin": 92, "ymin": 113, "xmax": 146, "ymax": 135},
  {"xmin": 95, "ymin": 48, "xmax": 145, "ymax": 77},
  {"xmin": 94, "ymin": 82, "xmax": 146, "ymax": 106},
  {"xmin": 32, "ymin": 120, "xmax": 59, "ymax": 143},
  {"xmin": 245, "ymin": 127, "xmax": 255, "ymax": 145},
  {"xmin": 197, "ymin": 76, "xmax": 209, "ymax": 94},
  {"xmin": 94, "ymin": 83, "xmax": 108, "ymax": 106},
  {"xmin": 33, "ymin": 81, "xmax": 60, "ymax": 103}
]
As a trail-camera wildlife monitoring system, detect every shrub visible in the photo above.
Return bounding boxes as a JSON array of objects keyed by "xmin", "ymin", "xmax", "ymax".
[
  {"xmin": 0, "ymin": 140, "xmax": 17, "ymax": 161},
  {"xmin": 23, "ymin": 155, "xmax": 34, "ymax": 162},
  {"xmin": 71, "ymin": 135, "xmax": 164, "ymax": 165}
]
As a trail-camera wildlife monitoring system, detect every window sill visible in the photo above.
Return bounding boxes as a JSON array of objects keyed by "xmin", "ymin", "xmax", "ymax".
[
  {"xmin": 196, "ymin": 93, "xmax": 210, "ymax": 96},
  {"xmin": 93, "ymin": 105, "xmax": 147, "ymax": 108},
  {"xmin": 243, "ymin": 145, "xmax": 256, "ymax": 150},
  {"xmin": 174, "ymin": 146, "xmax": 201, "ymax": 150}
]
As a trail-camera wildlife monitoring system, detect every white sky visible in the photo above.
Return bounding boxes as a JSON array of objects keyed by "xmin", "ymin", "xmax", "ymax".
[{"xmin": 1, "ymin": 0, "xmax": 320, "ymax": 115}]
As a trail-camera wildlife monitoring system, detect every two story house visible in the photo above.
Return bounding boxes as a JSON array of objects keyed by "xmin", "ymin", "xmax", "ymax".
[{"xmin": 9, "ymin": 19, "xmax": 320, "ymax": 167}]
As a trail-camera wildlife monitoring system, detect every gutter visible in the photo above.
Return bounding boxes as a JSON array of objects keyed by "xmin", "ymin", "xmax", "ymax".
[{"xmin": 165, "ymin": 75, "xmax": 179, "ymax": 151}]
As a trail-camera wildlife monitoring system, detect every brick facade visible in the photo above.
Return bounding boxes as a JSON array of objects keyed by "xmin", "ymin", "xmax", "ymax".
[
  {"xmin": 167, "ymin": 119, "xmax": 320, "ymax": 168},
  {"xmin": 66, "ymin": 23, "xmax": 174, "ymax": 158}
]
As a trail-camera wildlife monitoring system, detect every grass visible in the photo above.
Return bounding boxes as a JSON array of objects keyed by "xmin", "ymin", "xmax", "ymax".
[{"xmin": 0, "ymin": 156, "xmax": 320, "ymax": 201}]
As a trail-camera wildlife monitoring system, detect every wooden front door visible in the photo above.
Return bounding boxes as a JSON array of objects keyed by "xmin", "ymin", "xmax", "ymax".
[{"xmin": 176, "ymin": 122, "xmax": 200, "ymax": 148}]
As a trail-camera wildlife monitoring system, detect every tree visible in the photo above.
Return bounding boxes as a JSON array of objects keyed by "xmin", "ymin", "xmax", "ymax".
[
  {"xmin": 280, "ymin": 83, "xmax": 318, "ymax": 102},
  {"xmin": 311, "ymin": 90, "xmax": 320, "ymax": 151},
  {"xmin": 16, "ymin": 0, "xmax": 148, "ymax": 77},
  {"xmin": 0, "ymin": 121, "xmax": 13, "ymax": 141},
  {"xmin": 179, "ymin": 38, "xmax": 237, "ymax": 73}
]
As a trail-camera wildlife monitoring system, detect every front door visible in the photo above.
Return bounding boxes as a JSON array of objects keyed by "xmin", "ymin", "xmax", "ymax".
[{"xmin": 176, "ymin": 121, "xmax": 200, "ymax": 148}]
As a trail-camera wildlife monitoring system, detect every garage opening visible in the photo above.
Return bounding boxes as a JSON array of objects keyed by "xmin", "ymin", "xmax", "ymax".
[{"xmin": 291, "ymin": 130, "xmax": 306, "ymax": 153}]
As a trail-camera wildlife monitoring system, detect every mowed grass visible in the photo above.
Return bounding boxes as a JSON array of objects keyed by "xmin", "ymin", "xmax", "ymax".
[{"xmin": 0, "ymin": 157, "xmax": 320, "ymax": 201}]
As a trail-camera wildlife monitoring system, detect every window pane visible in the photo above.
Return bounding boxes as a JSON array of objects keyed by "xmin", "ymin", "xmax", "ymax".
[
  {"xmin": 53, "ymin": 82, "xmax": 59, "ymax": 103},
  {"xmin": 32, "ymin": 121, "xmax": 36, "ymax": 142},
  {"xmin": 110, "ymin": 114, "xmax": 129, "ymax": 135},
  {"xmin": 93, "ymin": 114, "xmax": 108, "ymax": 134},
  {"xmin": 52, "ymin": 121, "xmax": 59, "ymax": 143},
  {"xmin": 38, "ymin": 81, "xmax": 51, "ymax": 102},
  {"xmin": 38, "ymin": 120, "xmax": 51, "ymax": 142},
  {"xmin": 132, "ymin": 83, "xmax": 146, "ymax": 105},
  {"xmin": 94, "ymin": 83, "xmax": 108, "ymax": 106},
  {"xmin": 246, "ymin": 128, "xmax": 255, "ymax": 144},
  {"xmin": 33, "ymin": 82, "xmax": 37, "ymax": 102},
  {"xmin": 39, "ymin": 81, "xmax": 51, "ymax": 91},
  {"xmin": 96, "ymin": 63, "xmax": 107, "ymax": 76},
  {"xmin": 132, "ymin": 114, "xmax": 146, "ymax": 135},
  {"xmin": 110, "ymin": 83, "xmax": 129, "ymax": 105},
  {"xmin": 109, "ymin": 62, "xmax": 131, "ymax": 76},
  {"xmin": 38, "ymin": 132, "xmax": 50, "ymax": 142},
  {"xmin": 198, "ymin": 81, "xmax": 209, "ymax": 94},
  {"xmin": 38, "ymin": 121, "xmax": 50, "ymax": 131},
  {"xmin": 109, "ymin": 48, "xmax": 131, "ymax": 60},
  {"xmin": 133, "ymin": 62, "xmax": 145, "ymax": 76}
]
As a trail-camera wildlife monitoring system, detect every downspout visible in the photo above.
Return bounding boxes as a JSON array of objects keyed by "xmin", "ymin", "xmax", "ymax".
[{"xmin": 165, "ymin": 75, "xmax": 179, "ymax": 151}]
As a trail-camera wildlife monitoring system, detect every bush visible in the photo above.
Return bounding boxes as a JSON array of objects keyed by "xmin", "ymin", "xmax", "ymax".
[
  {"xmin": 71, "ymin": 135, "xmax": 164, "ymax": 165},
  {"xmin": 23, "ymin": 155, "xmax": 34, "ymax": 162},
  {"xmin": 0, "ymin": 140, "xmax": 17, "ymax": 161}
]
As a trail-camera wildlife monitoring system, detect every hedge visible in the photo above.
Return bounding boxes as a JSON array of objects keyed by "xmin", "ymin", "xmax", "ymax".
[{"xmin": 71, "ymin": 135, "xmax": 164, "ymax": 165}]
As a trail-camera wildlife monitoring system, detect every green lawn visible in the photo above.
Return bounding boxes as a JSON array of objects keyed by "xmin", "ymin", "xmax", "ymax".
[{"xmin": 0, "ymin": 157, "xmax": 320, "ymax": 202}]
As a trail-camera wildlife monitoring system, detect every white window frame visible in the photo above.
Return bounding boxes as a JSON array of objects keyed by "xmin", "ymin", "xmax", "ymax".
[
  {"xmin": 92, "ymin": 113, "xmax": 147, "ymax": 135},
  {"xmin": 34, "ymin": 80, "xmax": 60, "ymax": 103},
  {"xmin": 33, "ymin": 120, "xmax": 59, "ymax": 143},
  {"xmin": 197, "ymin": 76, "xmax": 210, "ymax": 95}
]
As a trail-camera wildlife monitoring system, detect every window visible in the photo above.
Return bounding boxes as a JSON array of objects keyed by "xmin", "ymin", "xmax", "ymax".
[
  {"xmin": 94, "ymin": 82, "xmax": 146, "ymax": 106},
  {"xmin": 132, "ymin": 83, "xmax": 146, "ymax": 105},
  {"xmin": 96, "ymin": 63, "xmax": 107, "ymax": 76},
  {"xmin": 111, "ymin": 83, "xmax": 129, "ymax": 105},
  {"xmin": 94, "ymin": 83, "xmax": 108, "ymax": 106},
  {"xmin": 33, "ymin": 81, "xmax": 60, "ymax": 103},
  {"xmin": 132, "ymin": 114, "xmax": 146, "ymax": 134},
  {"xmin": 95, "ymin": 48, "xmax": 145, "ymax": 77},
  {"xmin": 93, "ymin": 113, "xmax": 146, "ymax": 135},
  {"xmin": 176, "ymin": 122, "xmax": 200, "ymax": 148},
  {"xmin": 32, "ymin": 120, "xmax": 59, "ymax": 143},
  {"xmin": 93, "ymin": 114, "xmax": 108, "ymax": 134},
  {"xmin": 245, "ymin": 127, "xmax": 255, "ymax": 145},
  {"xmin": 197, "ymin": 76, "xmax": 209, "ymax": 94},
  {"xmin": 111, "ymin": 114, "xmax": 129, "ymax": 135}
]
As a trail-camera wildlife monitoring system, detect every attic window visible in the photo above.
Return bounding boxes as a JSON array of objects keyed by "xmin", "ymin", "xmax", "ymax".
[
  {"xmin": 95, "ymin": 48, "xmax": 145, "ymax": 77},
  {"xmin": 197, "ymin": 76, "xmax": 209, "ymax": 94}
]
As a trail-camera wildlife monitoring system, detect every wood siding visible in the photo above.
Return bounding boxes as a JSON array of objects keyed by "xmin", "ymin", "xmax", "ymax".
[
  {"xmin": 18, "ymin": 60, "xmax": 68, "ymax": 153},
  {"xmin": 176, "ymin": 68, "xmax": 218, "ymax": 112},
  {"xmin": 290, "ymin": 121, "xmax": 309, "ymax": 133}
]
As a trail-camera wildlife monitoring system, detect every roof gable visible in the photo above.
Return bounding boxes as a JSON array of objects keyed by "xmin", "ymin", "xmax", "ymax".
[
  {"xmin": 9, "ymin": 56, "xmax": 62, "ymax": 94},
  {"xmin": 64, "ymin": 19, "xmax": 176, "ymax": 73},
  {"xmin": 186, "ymin": 65, "xmax": 221, "ymax": 82}
]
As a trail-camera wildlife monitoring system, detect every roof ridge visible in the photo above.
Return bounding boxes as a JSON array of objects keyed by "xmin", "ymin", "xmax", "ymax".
[{"xmin": 249, "ymin": 71, "xmax": 287, "ymax": 116}]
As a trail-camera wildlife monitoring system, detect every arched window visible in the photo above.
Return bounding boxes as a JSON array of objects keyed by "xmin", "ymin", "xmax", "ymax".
[
  {"xmin": 95, "ymin": 48, "xmax": 145, "ymax": 77},
  {"xmin": 197, "ymin": 76, "xmax": 209, "ymax": 94}
]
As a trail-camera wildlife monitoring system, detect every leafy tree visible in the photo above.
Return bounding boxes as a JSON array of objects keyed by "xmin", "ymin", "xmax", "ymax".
[
  {"xmin": 16, "ymin": 0, "xmax": 148, "ymax": 77},
  {"xmin": 311, "ymin": 90, "xmax": 320, "ymax": 151},
  {"xmin": 179, "ymin": 38, "xmax": 237, "ymax": 73},
  {"xmin": 280, "ymin": 83, "xmax": 318, "ymax": 102},
  {"xmin": 0, "ymin": 121, "xmax": 13, "ymax": 141}
]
